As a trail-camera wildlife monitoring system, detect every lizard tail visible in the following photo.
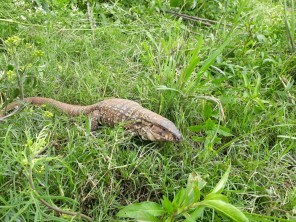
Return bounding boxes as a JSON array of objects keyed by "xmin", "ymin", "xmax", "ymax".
[{"xmin": 1, "ymin": 97, "xmax": 97, "ymax": 117}]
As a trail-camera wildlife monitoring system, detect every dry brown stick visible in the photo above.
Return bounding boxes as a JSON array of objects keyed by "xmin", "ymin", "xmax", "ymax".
[
  {"xmin": 165, "ymin": 10, "xmax": 217, "ymax": 26},
  {"xmin": 86, "ymin": 0, "xmax": 96, "ymax": 31},
  {"xmin": 0, "ymin": 106, "xmax": 22, "ymax": 121}
]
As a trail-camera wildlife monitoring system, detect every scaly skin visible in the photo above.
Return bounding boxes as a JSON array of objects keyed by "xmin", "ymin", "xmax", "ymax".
[{"xmin": 1, "ymin": 97, "xmax": 182, "ymax": 142}]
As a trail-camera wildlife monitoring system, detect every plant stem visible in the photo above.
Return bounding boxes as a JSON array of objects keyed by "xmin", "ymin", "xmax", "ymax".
[
  {"xmin": 165, "ymin": 10, "xmax": 218, "ymax": 26},
  {"xmin": 86, "ymin": 0, "xmax": 96, "ymax": 31},
  {"xmin": 26, "ymin": 168, "xmax": 94, "ymax": 222}
]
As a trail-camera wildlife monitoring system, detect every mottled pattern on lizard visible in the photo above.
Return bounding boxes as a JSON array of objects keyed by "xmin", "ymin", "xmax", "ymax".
[{"xmin": 1, "ymin": 97, "xmax": 182, "ymax": 142}]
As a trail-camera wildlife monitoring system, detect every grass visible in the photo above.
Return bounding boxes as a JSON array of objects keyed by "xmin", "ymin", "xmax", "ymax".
[{"xmin": 0, "ymin": 0, "xmax": 295, "ymax": 221}]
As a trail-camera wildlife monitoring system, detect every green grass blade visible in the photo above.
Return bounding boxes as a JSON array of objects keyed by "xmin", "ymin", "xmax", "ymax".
[
  {"xmin": 291, "ymin": 0, "xmax": 295, "ymax": 41},
  {"xmin": 198, "ymin": 200, "xmax": 249, "ymax": 222},
  {"xmin": 244, "ymin": 212, "xmax": 294, "ymax": 222},
  {"xmin": 8, "ymin": 200, "xmax": 33, "ymax": 222},
  {"xmin": 178, "ymin": 36, "xmax": 204, "ymax": 89},
  {"xmin": 209, "ymin": 165, "xmax": 231, "ymax": 195},
  {"xmin": 284, "ymin": 0, "xmax": 296, "ymax": 51},
  {"xmin": 117, "ymin": 202, "xmax": 164, "ymax": 219},
  {"xmin": 185, "ymin": 34, "xmax": 233, "ymax": 94}
]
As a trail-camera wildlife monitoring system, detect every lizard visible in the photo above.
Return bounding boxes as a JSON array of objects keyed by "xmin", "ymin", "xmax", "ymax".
[{"xmin": 0, "ymin": 97, "xmax": 182, "ymax": 142}]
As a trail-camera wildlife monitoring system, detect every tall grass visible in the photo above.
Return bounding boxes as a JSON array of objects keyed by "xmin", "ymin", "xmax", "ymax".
[
  {"xmin": 0, "ymin": 0, "xmax": 295, "ymax": 221},
  {"xmin": 284, "ymin": 0, "xmax": 295, "ymax": 51}
]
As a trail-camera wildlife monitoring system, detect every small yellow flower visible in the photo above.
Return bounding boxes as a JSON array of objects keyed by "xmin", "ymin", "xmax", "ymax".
[
  {"xmin": 32, "ymin": 50, "xmax": 44, "ymax": 58},
  {"xmin": 19, "ymin": 63, "xmax": 33, "ymax": 72},
  {"xmin": 25, "ymin": 43, "xmax": 33, "ymax": 49},
  {"xmin": 27, "ymin": 63, "xmax": 33, "ymax": 69},
  {"xmin": 5, "ymin": 36, "xmax": 22, "ymax": 47},
  {"xmin": 61, "ymin": 214, "xmax": 73, "ymax": 219},
  {"xmin": 6, "ymin": 70, "xmax": 16, "ymax": 80},
  {"xmin": 21, "ymin": 158, "xmax": 29, "ymax": 166},
  {"xmin": 29, "ymin": 107, "xmax": 34, "ymax": 114},
  {"xmin": 19, "ymin": 66, "xmax": 25, "ymax": 72},
  {"xmin": 43, "ymin": 111, "xmax": 53, "ymax": 118},
  {"xmin": 26, "ymin": 139, "xmax": 33, "ymax": 147},
  {"xmin": 37, "ymin": 165, "xmax": 45, "ymax": 173}
]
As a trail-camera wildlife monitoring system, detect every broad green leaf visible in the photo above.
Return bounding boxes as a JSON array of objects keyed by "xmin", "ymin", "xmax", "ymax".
[
  {"xmin": 184, "ymin": 206, "xmax": 205, "ymax": 222},
  {"xmin": 172, "ymin": 188, "xmax": 188, "ymax": 207},
  {"xmin": 117, "ymin": 202, "xmax": 164, "ymax": 219},
  {"xmin": 219, "ymin": 126, "xmax": 233, "ymax": 136},
  {"xmin": 204, "ymin": 193, "xmax": 229, "ymax": 203},
  {"xmin": 203, "ymin": 102, "xmax": 213, "ymax": 118},
  {"xmin": 188, "ymin": 125, "xmax": 204, "ymax": 132},
  {"xmin": 199, "ymin": 200, "xmax": 248, "ymax": 222},
  {"xmin": 216, "ymin": 126, "xmax": 233, "ymax": 137},
  {"xmin": 136, "ymin": 212, "xmax": 161, "ymax": 222},
  {"xmin": 204, "ymin": 119, "xmax": 216, "ymax": 130},
  {"xmin": 210, "ymin": 165, "xmax": 231, "ymax": 194},
  {"xmin": 192, "ymin": 136, "xmax": 205, "ymax": 142},
  {"xmin": 161, "ymin": 196, "xmax": 174, "ymax": 215}
]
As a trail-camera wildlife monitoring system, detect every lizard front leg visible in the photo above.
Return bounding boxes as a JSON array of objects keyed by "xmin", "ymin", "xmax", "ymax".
[{"xmin": 90, "ymin": 110, "xmax": 101, "ymax": 131}]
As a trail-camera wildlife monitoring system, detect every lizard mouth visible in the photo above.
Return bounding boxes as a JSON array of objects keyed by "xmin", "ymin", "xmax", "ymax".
[
  {"xmin": 149, "ymin": 128, "xmax": 183, "ymax": 142},
  {"xmin": 173, "ymin": 132, "xmax": 183, "ymax": 142}
]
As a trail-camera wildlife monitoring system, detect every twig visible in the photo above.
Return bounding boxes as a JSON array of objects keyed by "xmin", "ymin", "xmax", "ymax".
[
  {"xmin": 86, "ymin": 0, "xmax": 96, "ymax": 31},
  {"xmin": 0, "ymin": 106, "xmax": 22, "ymax": 121},
  {"xmin": 26, "ymin": 168, "xmax": 94, "ymax": 222},
  {"xmin": 165, "ymin": 10, "xmax": 217, "ymax": 26}
]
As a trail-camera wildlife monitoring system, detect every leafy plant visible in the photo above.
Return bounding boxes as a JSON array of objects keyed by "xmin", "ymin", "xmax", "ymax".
[
  {"xmin": 20, "ymin": 127, "xmax": 94, "ymax": 221},
  {"xmin": 117, "ymin": 165, "xmax": 249, "ymax": 222},
  {"xmin": 1, "ymin": 0, "xmax": 295, "ymax": 221},
  {"xmin": 2, "ymin": 36, "xmax": 43, "ymax": 105},
  {"xmin": 189, "ymin": 118, "xmax": 232, "ymax": 157}
]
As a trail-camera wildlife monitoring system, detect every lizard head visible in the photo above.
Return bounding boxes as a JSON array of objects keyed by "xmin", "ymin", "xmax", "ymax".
[{"xmin": 139, "ymin": 123, "xmax": 182, "ymax": 142}]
